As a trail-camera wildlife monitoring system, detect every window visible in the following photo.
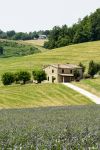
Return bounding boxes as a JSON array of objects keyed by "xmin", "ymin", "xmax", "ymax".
[
  {"xmin": 52, "ymin": 70, "xmax": 54, "ymax": 73},
  {"xmin": 70, "ymin": 70, "xmax": 72, "ymax": 74},
  {"xmin": 48, "ymin": 77, "xmax": 49, "ymax": 81},
  {"xmin": 62, "ymin": 69, "xmax": 64, "ymax": 73}
]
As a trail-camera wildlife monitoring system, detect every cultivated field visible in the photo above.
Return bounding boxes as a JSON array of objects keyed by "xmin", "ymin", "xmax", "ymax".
[
  {"xmin": 73, "ymin": 77, "xmax": 100, "ymax": 97},
  {"xmin": 0, "ymin": 84, "xmax": 93, "ymax": 108},
  {"xmin": 0, "ymin": 105, "xmax": 100, "ymax": 149}
]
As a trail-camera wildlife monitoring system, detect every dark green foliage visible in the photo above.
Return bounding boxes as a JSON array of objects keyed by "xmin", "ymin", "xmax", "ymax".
[
  {"xmin": 74, "ymin": 69, "xmax": 80, "ymax": 80},
  {"xmin": 88, "ymin": 60, "xmax": 98, "ymax": 78},
  {"xmin": 79, "ymin": 62, "xmax": 86, "ymax": 73},
  {"xmin": 0, "ymin": 46, "xmax": 4, "ymax": 55},
  {"xmin": 32, "ymin": 69, "xmax": 47, "ymax": 83},
  {"xmin": 0, "ymin": 40, "xmax": 40, "ymax": 57},
  {"xmin": 17, "ymin": 71, "xmax": 31, "ymax": 84},
  {"xmin": 0, "ymin": 30, "xmax": 50, "ymax": 40},
  {"xmin": 44, "ymin": 8, "xmax": 100, "ymax": 49},
  {"xmin": 73, "ymin": 16, "xmax": 92, "ymax": 43},
  {"xmin": 0, "ymin": 105, "xmax": 100, "ymax": 149},
  {"xmin": 7, "ymin": 30, "xmax": 16, "ymax": 39},
  {"xmin": 2, "ymin": 72, "xmax": 15, "ymax": 85},
  {"xmin": 14, "ymin": 72, "xmax": 20, "ymax": 83},
  {"xmin": 90, "ymin": 8, "xmax": 100, "ymax": 41}
]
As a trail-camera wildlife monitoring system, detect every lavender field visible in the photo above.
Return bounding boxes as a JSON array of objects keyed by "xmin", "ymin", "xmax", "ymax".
[{"xmin": 0, "ymin": 105, "xmax": 100, "ymax": 149}]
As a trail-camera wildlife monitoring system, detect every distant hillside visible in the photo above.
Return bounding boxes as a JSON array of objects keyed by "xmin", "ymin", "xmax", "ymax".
[{"xmin": 0, "ymin": 39, "xmax": 41, "ymax": 57}]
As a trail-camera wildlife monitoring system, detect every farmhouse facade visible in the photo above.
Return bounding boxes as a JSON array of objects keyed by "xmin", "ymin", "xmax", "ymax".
[{"xmin": 44, "ymin": 64, "xmax": 83, "ymax": 83}]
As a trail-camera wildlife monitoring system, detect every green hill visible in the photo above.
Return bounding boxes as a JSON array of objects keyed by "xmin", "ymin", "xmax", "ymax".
[
  {"xmin": 0, "ymin": 40, "xmax": 100, "ymax": 76},
  {"xmin": 0, "ymin": 41, "xmax": 99, "ymax": 108},
  {"xmin": 0, "ymin": 39, "xmax": 41, "ymax": 57}
]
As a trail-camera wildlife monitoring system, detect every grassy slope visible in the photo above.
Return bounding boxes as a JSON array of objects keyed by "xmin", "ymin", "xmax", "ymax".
[
  {"xmin": 0, "ymin": 39, "xmax": 41, "ymax": 57},
  {"xmin": 0, "ymin": 40, "xmax": 100, "ymax": 76},
  {"xmin": 0, "ymin": 84, "xmax": 93, "ymax": 108},
  {"xmin": 73, "ymin": 78, "xmax": 100, "ymax": 97},
  {"xmin": 18, "ymin": 39, "xmax": 48, "ymax": 52},
  {"xmin": 21, "ymin": 39, "xmax": 48, "ymax": 46},
  {"xmin": 0, "ymin": 41, "xmax": 99, "ymax": 108}
]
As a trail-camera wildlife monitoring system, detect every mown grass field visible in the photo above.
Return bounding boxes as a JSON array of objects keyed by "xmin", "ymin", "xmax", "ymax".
[
  {"xmin": 22, "ymin": 39, "xmax": 48, "ymax": 46},
  {"xmin": 0, "ymin": 84, "xmax": 93, "ymax": 108},
  {"xmin": 0, "ymin": 105, "xmax": 100, "ymax": 149},
  {"xmin": 18, "ymin": 39, "xmax": 48, "ymax": 52},
  {"xmin": 73, "ymin": 77, "xmax": 100, "ymax": 97},
  {"xmin": 0, "ymin": 40, "xmax": 100, "ymax": 77}
]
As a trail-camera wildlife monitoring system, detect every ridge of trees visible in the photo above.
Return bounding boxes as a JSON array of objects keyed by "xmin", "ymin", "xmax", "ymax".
[
  {"xmin": 0, "ymin": 8, "xmax": 100, "ymax": 48},
  {"xmin": 0, "ymin": 30, "xmax": 50, "ymax": 40},
  {"xmin": 44, "ymin": 8, "xmax": 100, "ymax": 49}
]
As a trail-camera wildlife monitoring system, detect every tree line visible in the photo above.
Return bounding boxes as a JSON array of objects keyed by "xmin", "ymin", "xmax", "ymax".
[
  {"xmin": 2, "ymin": 69, "xmax": 47, "ymax": 85},
  {"xmin": 44, "ymin": 8, "xmax": 100, "ymax": 49},
  {"xmin": 0, "ymin": 30, "xmax": 50, "ymax": 40}
]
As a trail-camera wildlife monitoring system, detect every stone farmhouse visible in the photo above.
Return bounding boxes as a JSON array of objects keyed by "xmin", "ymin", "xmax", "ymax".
[{"xmin": 44, "ymin": 64, "xmax": 83, "ymax": 83}]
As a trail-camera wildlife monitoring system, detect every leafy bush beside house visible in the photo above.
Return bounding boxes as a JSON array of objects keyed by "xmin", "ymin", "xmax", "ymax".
[
  {"xmin": 32, "ymin": 69, "xmax": 47, "ymax": 83},
  {"xmin": 88, "ymin": 60, "xmax": 100, "ymax": 78}
]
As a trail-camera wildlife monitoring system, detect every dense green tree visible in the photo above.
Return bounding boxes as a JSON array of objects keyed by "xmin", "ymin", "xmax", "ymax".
[
  {"xmin": 2, "ymin": 72, "xmax": 15, "ymax": 85},
  {"xmin": 32, "ymin": 69, "xmax": 47, "ymax": 83},
  {"xmin": 88, "ymin": 60, "xmax": 97, "ymax": 78},
  {"xmin": 7, "ymin": 30, "xmax": 15, "ymax": 38},
  {"xmin": 0, "ymin": 46, "xmax": 4, "ymax": 55},
  {"xmin": 74, "ymin": 70, "xmax": 80, "ymax": 81},
  {"xmin": 90, "ymin": 8, "xmax": 100, "ymax": 40},
  {"xmin": 18, "ymin": 71, "xmax": 31, "ymax": 84},
  {"xmin": 73, "ymin": 16, "xmax": 92, "ymax": 43}
]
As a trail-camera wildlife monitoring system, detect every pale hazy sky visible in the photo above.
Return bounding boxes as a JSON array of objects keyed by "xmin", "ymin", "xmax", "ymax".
[{"xmin": 0, "ymin": 0, "xmax": 100, "ymax": 32}]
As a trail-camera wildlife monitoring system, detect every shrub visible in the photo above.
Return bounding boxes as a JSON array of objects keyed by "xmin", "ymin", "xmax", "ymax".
[
  {"xmin": 2, "ymin": 72, "xmax": 15, "ymax": 85},
  {"xmin": 88, "ymin": 60, "xmax": 98, "ymax": 78},
  {"xmin": 74, "ymin": 69, "xmax": 80, "ymax": 81},
  {"xmin": 32, "ymin": 69, "xmax": 47, "ymax": 83},
  {"xmin": 18, "ymin": 71, "xmax": 31, "ymax": 84}
]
